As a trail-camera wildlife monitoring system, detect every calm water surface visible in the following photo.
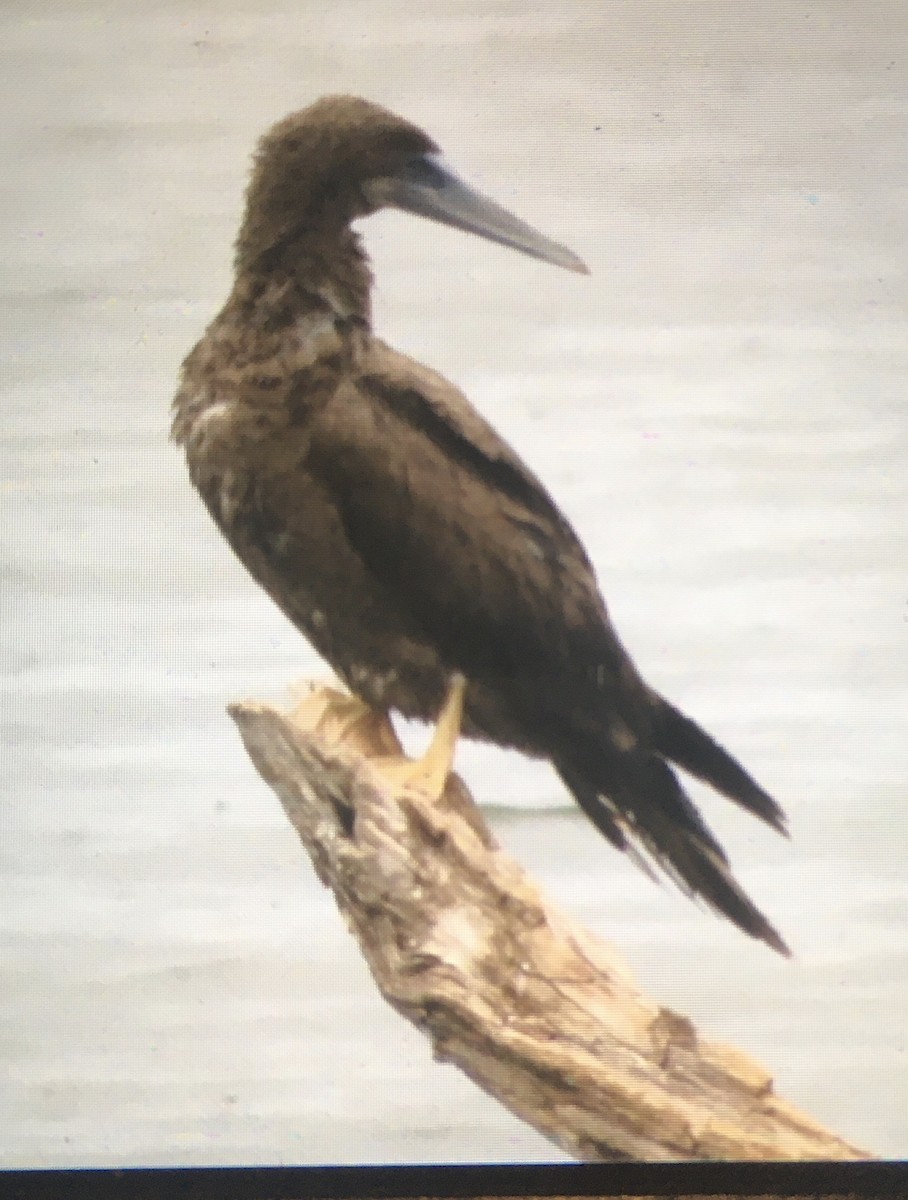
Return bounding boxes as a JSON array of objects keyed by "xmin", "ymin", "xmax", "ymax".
[{"xmin": 2, "ymin": 0, "xmax": 907, "ymax": 1166}]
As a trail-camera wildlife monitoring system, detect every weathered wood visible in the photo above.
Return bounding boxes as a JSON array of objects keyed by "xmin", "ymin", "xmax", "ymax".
[{"xmin": 228, "ymin": 682, "xmax": 867, "ymax": 1163}]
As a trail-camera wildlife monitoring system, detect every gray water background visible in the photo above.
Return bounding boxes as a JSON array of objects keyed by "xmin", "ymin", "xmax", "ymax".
[{"xmin": 2, "ymin": 0, "xmax": 906, "ymax": 1166}]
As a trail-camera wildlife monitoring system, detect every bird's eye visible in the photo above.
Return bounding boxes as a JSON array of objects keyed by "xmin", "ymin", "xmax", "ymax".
[{"xmin": 400, "ymin": 153, "xmax": 448, "ymax": 191}]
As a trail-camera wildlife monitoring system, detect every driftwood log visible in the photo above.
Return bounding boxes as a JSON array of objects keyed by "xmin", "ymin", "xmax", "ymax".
[{"xmin": 228, "ymin": 681, "xmax": 866, "ymax": 1163}]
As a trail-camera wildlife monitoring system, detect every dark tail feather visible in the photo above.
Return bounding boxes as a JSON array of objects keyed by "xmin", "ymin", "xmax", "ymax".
[
  {"xmin": 647, "ymin": 690, "xmax": 788, "ymax": 836},
  {"xmin": 557, "ymin": 754, "xmax": 790, "ymax": 957}
]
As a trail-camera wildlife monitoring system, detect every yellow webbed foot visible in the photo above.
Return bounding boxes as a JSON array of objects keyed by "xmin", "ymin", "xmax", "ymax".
[
  {"xmin": 373, "ymin": 673, "xmax": 466, "ymax": 802},
  {"xmin": 292, "ymin": 684, "xmax": 377, "ymax": 740}
]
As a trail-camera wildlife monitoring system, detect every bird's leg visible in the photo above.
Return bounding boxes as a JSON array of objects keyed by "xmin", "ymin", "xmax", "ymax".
[{"xmin": 372, "ymin": 673, "xmax": 467, "ymax": 801}]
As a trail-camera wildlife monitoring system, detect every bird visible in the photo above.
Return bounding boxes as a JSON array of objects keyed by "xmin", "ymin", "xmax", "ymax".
[{"xmin": 172, "ymin": 95, "xmax": 789, "ymax": 955}]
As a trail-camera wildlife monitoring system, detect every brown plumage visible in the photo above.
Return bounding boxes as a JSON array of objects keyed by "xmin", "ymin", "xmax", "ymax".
[{"xmin": 172, "ymin": 95, "xmax": 789, "ymax": 954}]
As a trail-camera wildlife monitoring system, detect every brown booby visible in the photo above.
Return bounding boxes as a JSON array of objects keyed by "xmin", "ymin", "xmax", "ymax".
[{"xmin": 172, "ymin": 95, "xmax": 789, "ymax": 955}]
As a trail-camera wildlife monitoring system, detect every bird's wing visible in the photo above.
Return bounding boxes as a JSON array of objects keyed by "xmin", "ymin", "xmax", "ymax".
[{"xmin": 303, "ymin": 339, "xmax": 634, "ymax": 696}]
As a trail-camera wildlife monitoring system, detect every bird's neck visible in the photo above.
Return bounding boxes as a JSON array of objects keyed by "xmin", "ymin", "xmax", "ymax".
[{"xmin": 233, "ymin": 222, "xmax": 373, "ymax": 327}]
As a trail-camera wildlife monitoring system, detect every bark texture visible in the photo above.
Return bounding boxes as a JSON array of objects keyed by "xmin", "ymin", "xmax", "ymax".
[{"xmin": 229, "ymin": 682, "xmax": 867, "ymax": 1163}]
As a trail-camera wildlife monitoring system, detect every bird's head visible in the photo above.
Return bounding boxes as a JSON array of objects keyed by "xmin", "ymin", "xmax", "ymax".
[{"xmin": 237, "ymin": 95, "xmax": 588, "ymax": 275}]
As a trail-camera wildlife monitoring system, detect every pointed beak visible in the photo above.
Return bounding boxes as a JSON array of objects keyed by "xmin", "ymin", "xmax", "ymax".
[{"xmin": 365, "ymin": 153, "xmax": 589, "ymax": 275}]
